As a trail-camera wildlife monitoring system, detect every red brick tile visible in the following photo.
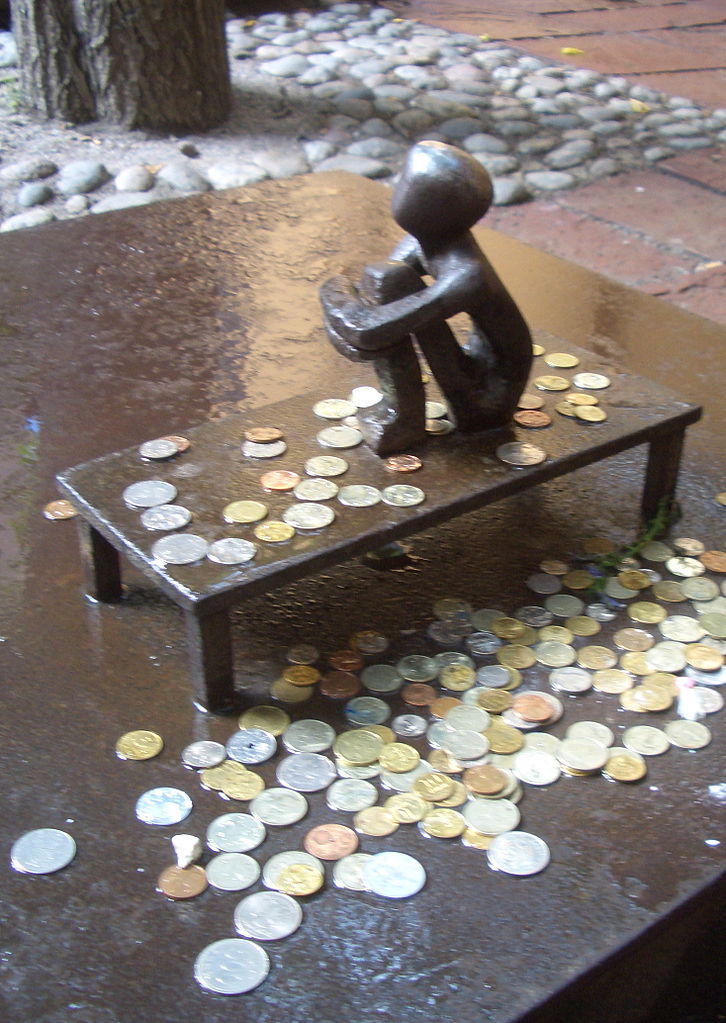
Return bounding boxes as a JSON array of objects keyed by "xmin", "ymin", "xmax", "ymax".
[
  {"xmin": 625, "ymin": 69, "xmax": 726, "ymax": 107},
  {"xmin": 660, "ymin": 149, "xmax": 726, "ymax": 192},
  {"xmin": 518, "ymin": 32, "xmax": 726, "ymax": 72},
  {"xmin": 540, "ymin": 1, "xmax": 726, "ymax": 35}
]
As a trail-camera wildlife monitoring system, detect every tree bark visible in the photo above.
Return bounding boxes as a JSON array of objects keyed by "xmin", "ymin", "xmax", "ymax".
[{"xmin": 10, "ymin": 0, "xmax": 231, "ymax": 131}]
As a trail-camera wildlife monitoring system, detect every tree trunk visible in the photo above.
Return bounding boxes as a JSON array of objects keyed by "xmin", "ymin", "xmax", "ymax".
[{"xmin": 10, "ymin": 0, "xmax": 231, "ymax": 131}]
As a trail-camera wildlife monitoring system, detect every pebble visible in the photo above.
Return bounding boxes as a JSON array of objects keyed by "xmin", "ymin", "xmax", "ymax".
[{"xmin": 0, "ymin": 1, "xmax": 724, "ymax": 232}]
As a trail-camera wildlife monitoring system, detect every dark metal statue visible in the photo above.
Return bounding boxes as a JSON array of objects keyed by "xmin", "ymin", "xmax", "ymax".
[{"xmin": 320, "ymin": 140, "xmax": 533, "ymax": 456}]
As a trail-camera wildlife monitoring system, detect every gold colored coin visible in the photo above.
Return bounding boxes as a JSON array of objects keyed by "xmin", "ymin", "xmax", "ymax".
[
  {"xmin": 620, "ymin": 686, "xmax": 673, "ymax": 712},
  {"xmin": 563, "ymin": 392, "xmax": 598, "ymax": 406},
  {"xmin": 269, "ymin": 678, "xmax": 314, "ymax": 703},
  {"xmin": 430, "ymin": 696, "xmax": 462, "ymax": 718},
  {"xmin": 652, "ymin": 581, "xmax": 685, "ymax": 603},
  {"xmin": 413, "ymin": 772, "xmax": 454, "ymax": 802},
  {"xmin": 544, "ymin": 352, "xmax": 580, "ymax": 369},
  {"xmin": 618, "ymin": 570, "xmax": 651, "ymax": 591},
  {"xmin": 540, "ymin": 558, "xmax": 570, "ymax": 575},
  {"xmin": 384, "ymin": 793, "xmax": 429, "ymax": 823},
  {"xmin": 491, "ymin": 616, "xmax": 528, "ymax": 640},
  {"xmin": 378, "ymin": 742, "xmax": 420, "ymax": 774},
  {"xmin": 222, "ymin": 772, "xmax": 265, "ymax": 800},
  {"xmin": 619, "ymin": 651, "xmax": 651, "ymax": 675},
  {"xmin": 435, "ymin": 780, "xmax": 468, "ymax": 808},
  {"xmin": 555, "ymin": 401, "xmax": 578, "ymax": 417},
  {"xmin": 239, "ymin": 705, "xmax": 291, "ymax": 735},
  {"xmin": 685, "ymin": 644, "xmax": 724, "ymax": 671},
  {"xmin": 518, "ymin": 392, "xmax": 545, "ymax": 410},
  {"xmin": 603, "ymin": 749, "xmax": 647, "ymax": 783},
  {"xmin": 715, "ymin": 492, "xmax": 726, "ymax": 506},
  {"xmin": 200, "ymin": 761, "xmax": 248, "ymax": 790},
  {"xmin": 115, "ymin": 729, "xmax": 164, "ymax": 761},
  {"xmin": 563, "ymin": 570, "xmax": 595, "ymax": 590},
  {"xmin": 282, "ymin": 664, "xmax": 321, "ymax": 687},
  {"xmin": 475, "ymin": 689, "xmax": 513, "ymax": 714},
  {"xmin": 643, "ymin": 672, "xmax": 678, "ymax": 695},
  {"xmin": 534, "ymin": 374, "xmax": 570, "ymax": 391},
  {"xmin": 575, "ymin": 405, "xmax": 607, "ymax": 422},
  {"xmin": 566, "ymin": 615, "xmax": 601, "ymax": 637},
  {"xmin": 497, "ymin": 644, "xmax": 536, "ymax": 669},
  {"xmin": 532, "ymin": 343, "xmax": 545, "ymax": 356},
  {"xmin": 276, "ymin": 863, "xmax": 324, "ymax": 896},
  {"xmin": 333, "ymin": 729, "xmax": 383, "ymax": 766},
  {"xmin": 538, "ymin": 625, "xmax": 573, "ymax": 643},
  {"xmin": 613, "ymin": 627, "xmax": 654, "ymax": 652},
  {"xmin": 364, "ymin": 724, "xmax": 396, "ymax": 744},
  {"xmin": 43, "ymin": 499, "xmax": 78, "ymax": 520},
  {"xmin": 353, "ymin": 806, "xmax": 399, "ymax": 837},
  {"xmin": 253, "ymin": 520, "xmax": 295, "ymax": 542},
  {"xmin": 464, "ymin": 764, "xmax": 507, "ymax": 796},
  {"xmin": 592, "ymin": 668, "xmax": 633, "ymax": 694},
  {"xmin": 501, "ymin": 667, "xmax": 523, "ymax": 691},
  {"xmin": 427, "ymin": 749, "xmax": 462, "ymax": 774},
  {"xmin": 420, "ymin": 808, "xmax": 466, "ymax": 839},
  {"xmin": 577, "ymin": 645, "xmax": 617, "ymax": 670},
  {"xmin": 462, "ymin": 828, "xmax": 494, "ymax": 850},
  {"xmin": 439, "ymin": 664, "xmax": 476, "ymax": 691},
  {"xmin": 628, "ymin": 601, "xmax": 667, "ymax": 624},
  {"xmin": 485, "ymin": 721, "xmax": 524, "ymax": 754},
  {"xmin": 222, "ymin": 499, "xmax": 268, "ymax": 524}
]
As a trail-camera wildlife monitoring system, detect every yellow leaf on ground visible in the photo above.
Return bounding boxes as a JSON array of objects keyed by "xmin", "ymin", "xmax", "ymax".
[
  {"xmin": 561, "ymin": 47, "xmax": 584, "ymax": 55},
  {"xmin": 630, "ymin": 99, "xmax": 650, "ymax": 113}
]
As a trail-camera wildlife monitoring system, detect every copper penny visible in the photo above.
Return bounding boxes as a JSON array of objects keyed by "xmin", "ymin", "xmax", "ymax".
[
  {"xmin": 700, "ymin": 550, "xmax": 726, "ymax": 573},
  {"xmin": 162, "ymin": 434, "xmax": 191, "ymax": 452},
  {"xmin": 259, "ymin": 470, "xmax": 301, "ymax": 491},
  {"xmin": 430, "ymin": 696, "xmax": 462, "ymax": 718},
  {"xmin": 513, "ymin": 409, "xmax": 552, "ymax": 429},
  {"xmin": 512, "ymin": 693, "xmax": 552, "ymax": 723},
  {"xmin": 328, "ymin": 649, "xmax": 364, "ymax": 672},
  {"xmin": 43, "ymin": 499, "xmax": 78, "ymax": 520},
  {"xmin": 402, "ymin": 683, "xmax": 438, "ymax": 707},
  {"xmin": 319, "ymin": 669, "xmax": 361, "ymax": 699},
  {"xmin": 518, "ymin": 393, "xmax": 545, "ymax": 410},
  {"xmin": 303, "ymin": 823, "xmax": 359, "ymax": 860},
  {"xmin": 463, "ymin": 764, "xmax": 508, "ymax": 795},
  {"xmin": 157, "ymin": 864, "xmax": 208, "ymax": 900},
  {"xmin": 245, "ymin": 426, "xmax": 284, "ymax": 444},
  {"xmin": 384, "ymin": 454, "xmax": 423, "ymax": 473}
]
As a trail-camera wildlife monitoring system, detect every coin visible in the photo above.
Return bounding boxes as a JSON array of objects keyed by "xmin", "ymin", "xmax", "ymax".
[
  {"xmin": 11, "ymin": 828, "xmax": 76, "ymax": 874},
  {"xmin": 592, "ymin": 668, "xmax": 633, "ymax": 694},
  {"xmin": 577, "ymin": 645, "xmax": 617, "ymax": 670},
  {"xmin": 222, "ymin": 772, "xmax": 266, "ymax": 801},
  {"xmin": 628, "ymin": 601, "xmax": 667, "ymax": 624},
  {"xmin": 462, "ymin": 797, "xmax": 520, "ymax": 835},
  {"xmin": 157, "ymin": 864, "xmax": 208, "ymax": 899},
  {"xmin": 381, "ymin": 484, "xmax": 425, "ymax": 507},
  {"xmin": 534, "ymin": 375, "xmax": 570, "ymax": 391},
  {"xmin": 223, "ymin": 500, "xmax": 268, "ymax": 524},
  {"xmin": 276, "ymin": 752, "xmax": 336, "ymax": 792},
  {"xmin": 487, "ymin": 832, "xmax": 550, "ymax": 875},
  {"xmin": 151, "ymin": 533, "xmax": 208, "ymax": 565},
  {"xmin": 234, "ymin": 890, "xmax": 303, "ymax": 942},
  {"xmin": 283, "ymin": 502, "xmax": 336, "ymax": 530},
  {"xmin": 139, "ymin": 438, "xmax": 179, "ymax": 460},
  {"xmin": 303, "ymin": 823, "xmax": 359, "ymax": 860},
  {"xmin": 314, "ymin": 397, "xmax": 357, "ymax": 419},
  {"xmin": 384, "ymin": 454, "xmax": 422, "ymax": 473},
  {"xmin": 207, "ymin": 538, "xmax": 258, "ymax": 565},
  {"xmin": 555, "ymin": 401, "xmax": 578, "ymax": 417},
  {"xmin": 701, "ymin": 550, "xmax": 726, "ymax": 573},
  {"xmin": 420, "ymin": 808, "xmax": 467, "ymax": 839},
  {"xmin": 123, "ymin": 480, "xmax": 178, "ymax": 508},
  {"xmin": 517, "ymin": 392, "xmax": 545, "ymax": 410},
  {"xmin": 603, "ymin": 749, "xmax": 647, "ymax": 783},
  {"xmin": 304, "ymin": 455, "xmax": 349, "ymax": 477},
  {"xmin": 666, "ymin": 556, "xmax": 705, "ymax": 578},
  {"xmin": 338, "ymin": 484, "xmax": 381, "ymax": 508},
  {"xmin": 485, "ymin": 720, "xmax": 524, "ymax": 754},
  {"xmin": 327, "ymin": 778, "xmax": 378, "ymax": 812},
  {"xmin": 550, "ymin": 666, "xmax": 592, "ymax": 694},
  {"xmin": 575, "ymin": 406, "xmax": 607, "ymax": 423},
  {"xmin": 43, "ymin": 499, "xmax": 78, "ymax": 520},
  {"xmin": 242, "ymin": 439, "xmax": 287, "ymax": 458},
  {"xmin": 135, "ymin": 787, "xmax": 192, "ymax": 826},
  {"xmin": 262, "ymin": 851, "xmax": 323, "ymax": 890},
  {"xmin": 364, "ymin": 851, "xmax": 426, "ymax": 898},
  {"xmin": 426, "ymin": 417, "xmax": 454, "ymax": 434},
  {"xmin": 563, "ymin": 392, "xmax": 598, "ymax": 406},
  {"xmin": 682, "ymin": 577, "xmax": 719, "ymax": 602},
  {"xmin": 244, "ymin": 427, "xmax": 284, "ymax": 444},
  {"xmin": 207, "ymin": 813, "xmax": 266, "ymax": 853},
  {"xmin": 557, "ymin": 738, "xmax": 608, "ymax": 774},
  {"xmin": 194, "ymin": 938, "xmax": 269, "ymax": 995},
  {"xmin": 140, "ymin": 504, "xmax": 192, "ymax": 531},
  {"xmin": 317, "ymin": 425, "xmax": 363, "ymax": 449},
  {"xmin": 513, "ymin": 409, "xmax": 551, "ymax": 429},
  {"xmin": 664, "ymin": 720, "xmax": 711, "ymax": 749},
  {"xmin": 293, "ymin": 477, "xmax": 339, "ymax": 501},
  {"xmin": 260, "ymin": 470, "xmax": 300, "ymax": 492},
  {"xmin": 496, "ymin": 441, "xmax": 546, "ymax": 467},
  {"xmin": 512, "ymin": 693, "xmax": 553, "ymax": 723},
  {"xmin": 115, "ymin": 729, "xmax": 164, "ymax": 761},
  {"xmin": 251, "ymin": 787, "xmax": 308, "ymax": 826},
  {"xmin": 354, "ymin": 806, "xmax": 399, "ymax": 837},
  {"xmin": 253, "ymin": 521, "xmax": 295, "ymax": 543},
  {"xmin": 227, "ymin": 728, "xmax": 277, "ymax": 765},
  {"xmin": 572, "ymin": 371, "xmax": 610, "ymax": 389},
  {"xmin": 686, "ymin": 644, "xmax": 724, "ymax": 671},
  {"xmin": 622, "ymin": 725, "xmax": 670, "ymax": 756}
]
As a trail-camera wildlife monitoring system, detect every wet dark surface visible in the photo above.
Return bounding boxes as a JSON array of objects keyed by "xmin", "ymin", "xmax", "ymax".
[{"xmin": 0, "ymin": 174, "xmax": 724, "ymax": 1023}]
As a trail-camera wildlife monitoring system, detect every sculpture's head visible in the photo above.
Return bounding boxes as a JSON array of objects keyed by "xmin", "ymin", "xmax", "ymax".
[{"xmin": 391, "ymin": 141, "xmax": 493, "ymax": 246}]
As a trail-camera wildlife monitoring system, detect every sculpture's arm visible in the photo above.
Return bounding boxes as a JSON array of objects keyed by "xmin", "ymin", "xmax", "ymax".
[
  {"xmin": 389, "ymin": 235, "xmax": 427, "ymax": 275},
  {"xmin": 320, "ymin": 272, "xmax": 468, "ymax": 351}
]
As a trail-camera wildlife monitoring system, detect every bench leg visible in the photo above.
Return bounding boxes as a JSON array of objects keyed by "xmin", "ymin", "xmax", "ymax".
[
  {"xmin": 184, "ymin": 607, "xmax": 237, "ymax": 713},
  {"xmin": 642, "ymin": 428, "xmax": 685, "ymax": 528},
  {"xmin": 77, "ymin": 520, "xmax": 123, "ymax": 602}
]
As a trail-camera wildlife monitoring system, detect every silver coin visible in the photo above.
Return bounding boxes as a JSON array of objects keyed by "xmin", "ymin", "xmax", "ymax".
[
  {"xmin": 206, "ymin": 813, "xmax": 267, "ymax": 853},
  {"xmin": 207, "ymin": 538, "xmax": 258, "ymax": 565},
  {"xmin": 523, "ymin": 732, "xmax": 561, "ymax": 755},
  {"xmin": 282, "ymin": 719, "xmax": 336, "ymax": 754},
  {"xmin": 11, "ymin": 828, "xmax": 76, "ymax": 875},
  {"xmin": 604, "ymin": 577, "xmax": 639, "ymax": 600},
  {"xmin": 587, "ymin": 601, "xmax": 618, "ymax": 622},
  {"xmin": 326, "ymin": 778, "xmax": 379, "ymax": 812},
  {"xmin": 436, "ymin": 651, "xmax": 475, "ymax": 670},
  {"xmin": 685, "ymin": 664, "xmax": 726, "ymax": 686},
  {"xmin": 660, "ymin": 615, "xmax": 705, "ymax": 643},
  {"xmin": 226, "ymin": 728, "xmax": 277, "ymax": 765},
  {"xmin": 293, "ymin": 477, "xmax": 339, "ymax": 501},
  {"xmin": 379, "ymin": 761, "xmax": 433, "ymax": 793},
  {"xmin": 572, "ymin": 371, "xmax": 611, "ymax": 390},
  {"xmin": 276, "ymin": 752, "xmax": 337, "ymax": 792},
  {"xmin": 171, "ymin": 462, "xmax": 203, "ymax": 478},
  {"xmin": 645, "ymin": 643, "xmax": 687, "ymax": 673},
  {"xmin": 337, "ymin": 761, "xmax": 381, "ymax": 780},
  {"xmin": 545, "ymin": 593, "xmax": 585, "ymax": 618},
  {"xmin": 622, "ymin": 725, "xmax": 670, "ymax": 756},
  {"xmin": 140, "ymin": 504, "xmax": 192, "ymax": 531},
  {"xmin": 673, "ymin": 537, "xmax": 705, "ymax": 556},
  {"xmin": 470, "ymin": 608, "xmax": 506, "ymax": 630},
  {"xmin": 139, "ymin": 438, "xmax": 179, "ymax": 460},
  {"xmin": 181, "ymin": 739, "xmax": 227, "ymax": 769},
  {"xmin": 664, "ymin": 719, "xmax": 712, "ymax": 750},
  {"xmin": 565, "ymin": 719, "xmax": 614, "ymax": 747},
  {"xmin": 381, "ymin": 485, "xmax": 425, "ymax": 507},
  {"xmin": 234, "ymin": 891, "xmax": 303, "ymax": 941},
  {"xmin": 426, "ymin": 720, "xmax": 455, "ymax": 749},
  {"xmin": 513, "ymin": 750, "xmax": 561, "ymax": 786},
  {"xmin": 304, "ymin": 455, "xmax": 349, "ymax": 477},
  {"xmin": 344, "ymin": 696, "xmax": 390, "ymax": 725},
  {"xmin": 439, "ymin": 729, "xmax": 489, "ymax": 760},
  {"xmin": 317, "ymin": 425, "xmax": 363, "ymax": 449},
  {"xmin": 135, "ymin": 787, "xmax": 192, "ymax": 826},
  {"xmin": 262, "ymin": 850, "xmax": 324, "ymax": 889},
  {"xmin": 466, "ymin": 631, "xmax": 502, "ymax": 656},
  {"xmin": 428, "ymin": 622, "xmax": 470, "ymax": 647},
  {"xmin": 361, "ymin": 664, "xmax": 403, "ymax": 694},
  {"xmin": 526, "ymin": 572, "xmax": 562, "ymax": 595},
  {"xmin": 682, "ymin": 577, "xmax": 720, "ymax": 602},
  {"xmin": 550, "ymin": 666, "xmax": 592, "ymax": 693},
  {"xmin": 445, "ymin": 705, "xmax": 490, "ymax": 732},
  {"xmin": 151, "ymin": 533, "xmax": 209, "ymax": 566},
  {"xmin": 487, "ymin": 831, "xmax": 551, "ymax": 875},
  {"xmin": 250, "ymin": 787, "xmax": 308, "ymax": 826},
  {"xmin": 206, "ymin": 852, "xmax": 261, "ymax": 892},
  {"xmin": 462, "ymin": 797, "xmax": 520, "ymax": 835},
  {"xmin": 313, "ymin": 397, "xmax": 357, "ymax": 420},
  {"xmin": 666, "ymin": 556, "xmax": 705, "ymax": 578},
  {"xmin": 397, "ymin": 654, "xmax": 438, "ymax": 681},
  {"xmin": 123, "ymin": 479, "xmax": 178, "ymax": 508},
  {"xmin": 282, "ymin": 502, "xmax": 335, "ymax": 530},
  {"xmin": 516, "ymin": 605, "xmax": 554, "ymax": 627},
  {"xmin": 433, "ymin": 597, "xmax": 473, "ymax": 622},
  {"xmin": 286, "ymin": 643, "xmax": 319, "ymax": 665},
  {"xmin": 338, "ymin": 484, "xmax": 381, "ymax": 508},
  {"xmin": 692, "ymin": 687, "xmax": 724, "ymax": 713},
  {"xmin": 242, "ymin": 439, "xmax": 287, "ymax": 458},
  {"xmin": 349, "ymin": 385, "xmax": 382, "ymax": 408},
  {"xmin": 333, "ymin": 852, "xmax": 374, "ymax": 890},
  {"xmin": 353, "ymin": 630, "xmax": 389, "ymax": 655},
  {"xmin": 391, "ymin": 713, "xmax": 428, "ymax": 738},
  {"xmin": 496, "ymin": 442, "xmax": 547, "ymax": 467},
  {"xmin": 364, "ymin": 851, "xmax": 426, "ymax": 899},
  {"xmin": 426, "ymin": 417, "xmax": 454, "ymax": 435},
  {"xmin": 194, "ymin": 938, "xmax": 269, "ymax": 995},
  {"xmin": 425, "ymin": 400, "xmax": 448, "ymax": 419},
  {"xmin": 476, "ymin": 664, "xmax": 511, "ymax": 688}
]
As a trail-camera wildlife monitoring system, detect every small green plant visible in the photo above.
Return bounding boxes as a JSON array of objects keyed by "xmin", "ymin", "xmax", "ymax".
[{"xmin": 586, "ymin": 496, "xmax": 681, "ymax": 595}]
